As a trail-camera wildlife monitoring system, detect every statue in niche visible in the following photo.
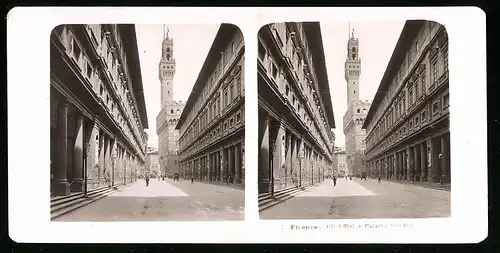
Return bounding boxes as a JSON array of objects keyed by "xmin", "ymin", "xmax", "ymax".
[{"xmin": 280, "ymin": 134, "xmax": 286, "ymax": 170}]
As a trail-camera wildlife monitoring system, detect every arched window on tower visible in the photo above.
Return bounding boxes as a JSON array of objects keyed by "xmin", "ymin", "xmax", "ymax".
[{"xmin": 357, "ymin": 109, "xmax": 360, "ymax": 113}]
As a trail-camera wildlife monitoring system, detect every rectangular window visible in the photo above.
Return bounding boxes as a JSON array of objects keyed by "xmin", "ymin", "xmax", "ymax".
[
  {"xmin": 230, "ymin": 84, "xmax": 234, "ymax": 102},
  {"xmin": 230, "ymin": 118, "xmax": 234, "ymax": 127},
  {"xmin": 285, "ymin": 85, "xmax": 290, "ymax": 96},
  {"xmin": 86, "ymin": 62, "xmax": 93, "ymax": 78},
  {"xmin": 433, "ymin": 101, "xmax": 440, "ymax": 115},
  {"xmin": 271, "ymin": 63, "xmax": 278, "ymax": 79},
  {"xmin": 432, "ymin": 60, "xmax": 438, "ymax": 84},
  {"xmin": 73, "ymin": 41, "xmax": 82, "ymax": 60},
  {"xmin": 415, "ymin": 82, "xmax": 420, "ymax": 98},
  {"xmin": 258, "ymin": 40, "xmax": 266, "ymax": 61},
  {"xmin": 443, "ymin": 93, "xmax": 449, "ymax": 108},
  {"xmin": 224, "ymin": 89, "xmax": 228, "ymax": 107},
  {"xmin": 409, "ymin": 88, "xmax": 413, "ymax": 105},
  {"xmin": 236, "ymin": 112, "xmax": 241, "ymax": 122}
]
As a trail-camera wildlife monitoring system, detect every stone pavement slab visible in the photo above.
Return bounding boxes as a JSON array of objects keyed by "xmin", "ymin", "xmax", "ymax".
[
  {"xmin": 54, "ymin": 179, "xmax": 244, "ymax": 221},
  {"xmin": 260, "ymin": 178, "xmax": 450, "ymax": 220},
  {"xmin": 111, "ymin": 179, "xmax": 188, "ymax": 197},
  {"xmin": 298, "ymin": 178, "xmax": 375, "ymax": 197}
]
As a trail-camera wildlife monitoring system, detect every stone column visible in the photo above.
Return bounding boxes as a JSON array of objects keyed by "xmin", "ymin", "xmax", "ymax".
[
  {"xmin": 71, "ymin": 114, "xmax": 84, "ymax": 192},
  {"xmin": 216, "ymin": 151, "xmax": 221, "ymax": 181},
  {"xmin": 66, "ymin": 111, "xmax": 75, "ymax": 186},
  {"xmin": 427, "ymin": 139, "xmax": 433, "ymax": 182},
  {"xmin": 241, "ymin": 141, "xmax": 245, "ymax": 184},
  {"xmin": 259, "ymin": 117, "xmax": 270, "ymax": 193},
  {"xmin": 290, "ymin": 135, "xmax": 299, "ymax": 186},
  {"xmin": 223, "ymin": 149, "xmax": 229, "ymax": 182},
  {"xmin": 284, "ymin": 131, "xmax": 291, "ymax": 189},
  {"xmin": 273, "ymin": 123, "xmax": 285, "ymax": 191},
  {"xmin": 208, "ymin": 153, "xmax": 213, "ymax": 182},
  {"xmin": 415, "ymin": 144, "xmax": 420, "ymax": 181},
  {"xmin": 398, "ymin": 151, "xmax": 402, "ymax": 180},
  {"xmin": 298, "ymin": 139, "xmax": 304, "ymax": 187},
  {"xmin": 420, "ymin": 142, "xmax": 426, "ymax": 181},
  {"xmin": 441, "ymin": 133, "xmax": 450, "ymax": 184},
  {"xmin": 408, "ymin": 147, "xmax": 413, "ymax": 181},
  {"xmin": 85, "ymin": 124, "xmax": 96, "ymax": 190},
  {"xmin": 235, "ymin": 143, "xmax": 241, "ymax": 184},
  {"xmin": 401, "ymin": 151, "xmax": 406, "ymax": 180},
  {"xmin": 228, "ymin": 146, "xmax": 234, "ymax": 183},
  {"xmin": 53, "ymin": 102, "xmax": 70, "ymax": 196}
]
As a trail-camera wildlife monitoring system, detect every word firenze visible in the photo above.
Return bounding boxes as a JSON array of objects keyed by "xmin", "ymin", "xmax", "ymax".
[{"xmin": 289, "ymin": 222, "xmax": 412, "ymax": 230}]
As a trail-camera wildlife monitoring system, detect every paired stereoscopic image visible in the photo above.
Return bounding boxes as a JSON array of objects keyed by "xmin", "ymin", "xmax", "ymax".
[
  {"xmin": 258, "ymin": 20, "xmax": 450, "ymax": 219},
  {"xmin": 49, "ymin": 19, "xmax": 450, "ymax": 222},
  {"xmin": 50, "ymin": 23, "xmax": 245, "ymax": 221}
]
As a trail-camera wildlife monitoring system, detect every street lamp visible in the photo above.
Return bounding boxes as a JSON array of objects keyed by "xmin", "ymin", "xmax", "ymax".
[{"xmin": 111, "ymin": 152, "xmax": 117, "ymax": 188}]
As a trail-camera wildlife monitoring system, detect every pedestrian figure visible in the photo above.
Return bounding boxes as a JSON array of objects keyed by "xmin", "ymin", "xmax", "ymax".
[
  {"xmin": 378, "ymin": 175, "xmax": 381, "ymax": 183},
  {"xmin": 145, "ymin": 176, "xmax": 150, "ymax": 187},
  {"xmin": 191, "ymin": 176, "xmax": 194, "ymax": 184},
  {"xmin": 332, "ymin": 176, "xmax": 337, "ymax": 187}
]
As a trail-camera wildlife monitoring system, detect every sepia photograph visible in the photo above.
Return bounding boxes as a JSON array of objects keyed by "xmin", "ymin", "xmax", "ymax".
[
  {"xmin": 8, "ymin": 7, "xmax": 487, "ymax": 243},
  {"xmin": 258, "ymin": 20, "xmax": 450, "ymax": 219},
  {"xmin": 49, "ymin": 23, "xmax": 245, "ymax": 221}
]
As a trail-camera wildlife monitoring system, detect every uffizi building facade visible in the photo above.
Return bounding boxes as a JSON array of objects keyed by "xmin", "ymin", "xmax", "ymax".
[
  {"xmin": 50, "ymin": 24, "xmax": 149, "ymax": 196},
  {"xmin": 258, "ymin": 22, "xmax": 336, "ymax": 195},
  {"xmin": 176, "ymin": 24, "xmax": 245, "ymax": 187},
  {"xmin": 156, "ymin": 26, "xmax": 186, "ymax": 177},
  {"xmin": 362, "ymin": 20, "xmax": 450, "ymax": 185}
]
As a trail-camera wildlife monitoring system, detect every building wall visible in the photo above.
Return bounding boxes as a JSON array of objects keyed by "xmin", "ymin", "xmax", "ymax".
[
  {"xmin": 50, "ymin": 24, "xmax": 148, "ymax": 196},
  {"xmin": 334, "ymin": 152, "xmax": 347, "ymax": 176},
  {"xmin": 257, "ymin": 22, "xmax": 336, "ymax": 195},
  {"xmin": 363, "ymin": 21, "xmax": 450, "ymax": 184},
  {"xmin": 157, "ymin": 101, "xmax": 185, "ymax": 176},
  {"xmin": 177, "ymin": 24, "xmax": 245, "ymax": 186}
]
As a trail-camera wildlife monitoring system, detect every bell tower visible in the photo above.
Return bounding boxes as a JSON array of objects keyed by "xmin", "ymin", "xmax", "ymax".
[
  {"xmin": 344, "ymin": 28, "xmax": 361, "ymax": 107},
  {"xmin": 159, "ymin": 25, "xmax": 176, "ymax": 108}
]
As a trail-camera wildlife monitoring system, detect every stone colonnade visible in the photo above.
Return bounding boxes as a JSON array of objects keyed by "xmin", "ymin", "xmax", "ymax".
[
  {"xmin": 179, "ymin": 140, "xmax": 244, "ymax": 185},
  {"xmin": 259, "ymin": 116, "xmax": 329, "ymax": 195},
  {"xmin": 366, "ymin": 131, "xmax": 450, "ymax": 184},
  {"xmin": 50, "ymin": 97, "xmax": 143, "ymax": 197}
]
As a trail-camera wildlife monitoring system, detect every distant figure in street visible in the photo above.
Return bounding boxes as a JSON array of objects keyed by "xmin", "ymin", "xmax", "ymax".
[
  {"xmin": 378, "ymin": 175, "xmax": 381, "ymax": 183},
  {"xmin": 145, "ymin": 175, "xmax": 150, "ymax": 187},
  {"xmin": 191, "ymin": 176, "xmax": 194, "ymax": 184},
  {"xmin": 332, "ymin": 176, "xmax": 337, "ymax": 186}
]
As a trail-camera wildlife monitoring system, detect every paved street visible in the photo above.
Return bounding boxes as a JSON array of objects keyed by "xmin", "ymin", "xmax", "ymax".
[
  {"xmin": 55, "ymin": 179, "xmax": 244, "ymax": 221},
  {"xmin": 260, "ymin": 178, "xmax": 450, "ymax": 219}
]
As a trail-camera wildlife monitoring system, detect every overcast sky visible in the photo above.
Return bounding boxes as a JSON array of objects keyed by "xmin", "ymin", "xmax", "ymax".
[
  {"xmin": 136, "ymin": 24, "xmax": 220, "ymax": 149},
  {"xmin": 136, "ymin": 21, "xmax": 405, "ymax": 149},
  {"xmin": 321, "ymin": 21, "xmax": 405, "ymax": 148}
]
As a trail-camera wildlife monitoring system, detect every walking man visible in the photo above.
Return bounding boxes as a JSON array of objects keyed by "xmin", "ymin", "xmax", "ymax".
[
  {"xmin": 332, "ymin": 176, "xmax": 337, "ymax": 187},
  {"xmin": 191, "ymin": 176, "xmax": 194, "ymax": 184},
  {"xmin": 378, "ymin": 175, "xmax": 381, "ymax": 183},
  {"xmin": 145, "ymin": 175, "xmax": 150, "ymax": 187}
]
